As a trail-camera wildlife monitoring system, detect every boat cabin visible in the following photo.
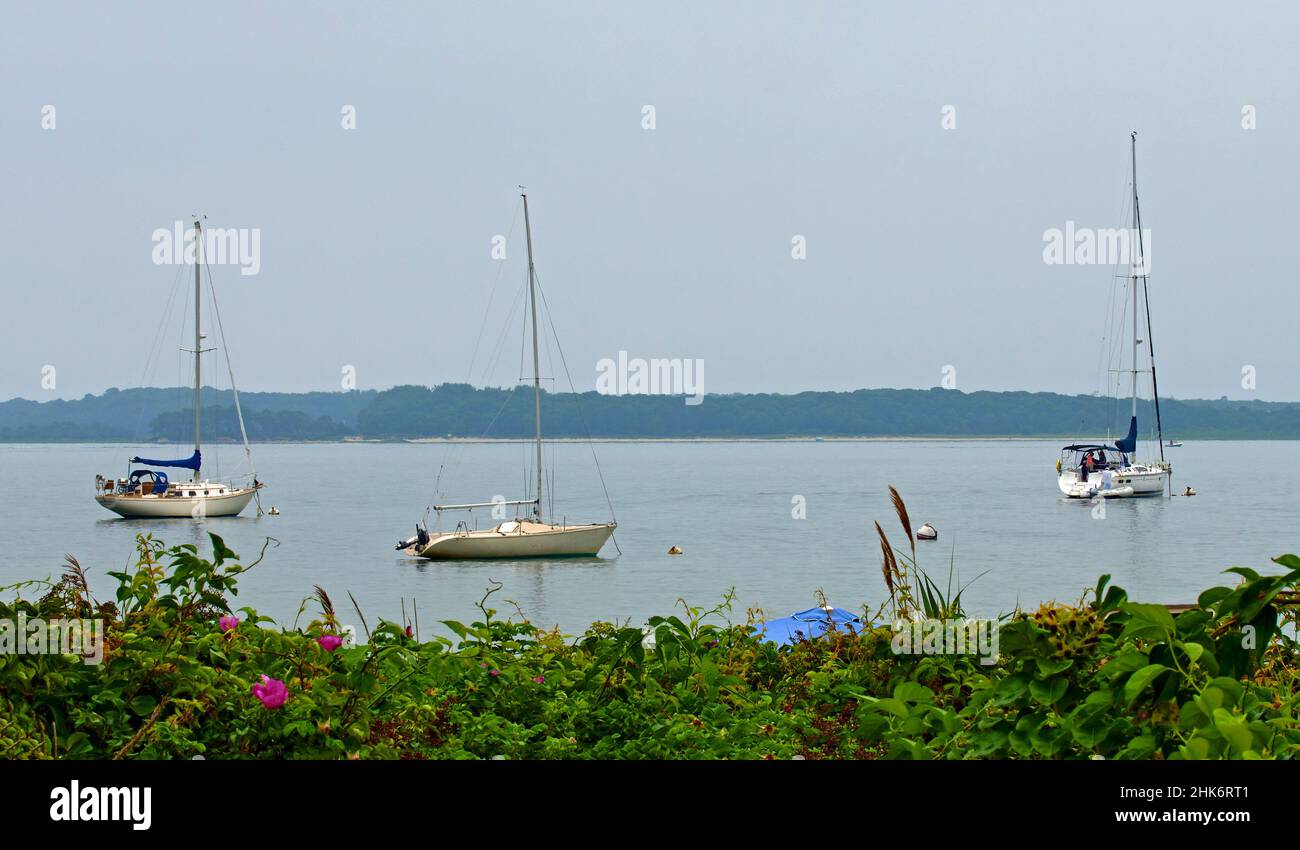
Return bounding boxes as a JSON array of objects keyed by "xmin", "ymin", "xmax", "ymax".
[
  {"xmin": 95, "ymin": 471, "xmax": 231, "ymax": 499},
  {"xmin": 1059, "ymin": 444, "xmax": 1125, "ymax": 472}
]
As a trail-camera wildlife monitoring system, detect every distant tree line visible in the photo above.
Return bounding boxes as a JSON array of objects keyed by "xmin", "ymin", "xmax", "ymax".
[{"xmin": 3, "ymin": 383, "xmax": 1300, "ymax": 442}]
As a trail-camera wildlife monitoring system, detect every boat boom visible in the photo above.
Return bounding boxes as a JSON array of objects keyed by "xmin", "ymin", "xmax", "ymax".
[{"xmin": 433, "ymin": 499, "xmax": 539, "ymax": 512}]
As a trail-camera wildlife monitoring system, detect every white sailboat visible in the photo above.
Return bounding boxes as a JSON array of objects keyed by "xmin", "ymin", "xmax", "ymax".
[
  {"xmin": 95, "ymin": 220, "xmax": 264, "ymax": 519},
  {"xmin": 397, "ymin": 194, "xmax": 616, "ymax": 559},
  {"xmin": 1058, "ymin": 133, "xmax": 1172, "ymax": 500}
]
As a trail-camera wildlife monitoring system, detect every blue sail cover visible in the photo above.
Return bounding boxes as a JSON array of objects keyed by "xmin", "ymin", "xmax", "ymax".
[
  {"xmin": 1113, "ymin": 416, "xmax": 1138, "ymax": 455},
  {"xmin": 754, "ymin": 607, "xmax": 863, "ymax": 646},
  {"xmin": 131, "ymin": 450, "xmax": 201, "ymax": 471}
]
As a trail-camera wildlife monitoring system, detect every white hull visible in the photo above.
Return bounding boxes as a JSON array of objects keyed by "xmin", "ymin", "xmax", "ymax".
[
  {"xmin": 404, "ymin": 520, "xmax": 615, "ymax": 560},
  {"xmin": 96, "ymin": 484, "xmax": 260, "ymax": 518},
  {"xmin": 1058, "ymin": 466, "xmax": 1169, "ymax": 499}
]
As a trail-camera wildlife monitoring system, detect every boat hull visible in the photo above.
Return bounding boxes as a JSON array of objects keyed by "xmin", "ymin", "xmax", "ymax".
[
  {"xmin": 1058, "ymin": 466, "xmax": 1169, "ymax": 499},
  {"xmin": 405, "ymin": 521, "xmax": 615, "ymax": 560},
  {"xmin": 95, "ymin": 486, "xmax": 259, "ymax": 518}
]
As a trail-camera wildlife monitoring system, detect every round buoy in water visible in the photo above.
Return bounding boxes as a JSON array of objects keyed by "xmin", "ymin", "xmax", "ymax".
[
  {"xmin": 916, "ymin": 523, "xmax": 937, "ymax": 541},
  {"xmin": 1183, "ymin": 487, "xmax": 1196, "ymax": 497},
  {"xmin": 667, "ymin": 545, "xmax": 682, "ymax": 555},
  {"xmin": 268, "ymin": 506, "xmax": 280, "ymax": 515}
]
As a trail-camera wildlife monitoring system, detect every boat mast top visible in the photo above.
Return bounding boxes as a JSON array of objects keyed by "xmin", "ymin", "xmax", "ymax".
[
  {"xmin": 521, "ymin": 194, "xmax": 543, "ymax": 520},
  {"xmin": 193, "ymin": 219, "xmax": 202, "ymax": 479}
]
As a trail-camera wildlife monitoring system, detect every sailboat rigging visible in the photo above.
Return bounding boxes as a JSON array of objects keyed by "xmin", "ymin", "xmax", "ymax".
[
  {"xmin": 1057, "ymin": 133, "xmax": 1173, "ymax": 499},
  {"xmin": 94, "ymin": 219, "xmax": 265, "ymax": 518},
  {"xmin": 396, "ymin": 194, "xmax": 616, "ymax": 559}
]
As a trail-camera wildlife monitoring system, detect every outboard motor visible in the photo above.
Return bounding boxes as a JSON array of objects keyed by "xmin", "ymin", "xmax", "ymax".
[{"xmin": 395, "ymin": 525, "xmax": 432, "ymax": 551}]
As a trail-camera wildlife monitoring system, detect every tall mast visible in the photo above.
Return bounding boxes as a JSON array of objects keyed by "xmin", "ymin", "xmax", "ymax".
[
  {"xmin": 521, "ymin": 194, "xmax": 543, "ymax": 520},
  {"xmin": 1131, "ymin": 133, "xmax": 1166, "ymax": 466},
  {"xmin": 193, "ymin": 219, "xmax": 202, "ymax": 479},
  {"xmin": 1129, "ymin": 134, "xmax": 1139, "ymax": 432}
]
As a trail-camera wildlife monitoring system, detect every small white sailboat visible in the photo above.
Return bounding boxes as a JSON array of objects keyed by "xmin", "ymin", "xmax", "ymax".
[
  {"xmin": 397, "ymin": 194, "xmax": 615, "ymax": 559},
  {"xmin": 95, "ymin": 220, "xmax": 264, "ymax": 519},
  {"xmin": 1058, "ymin": 133, "xmax": 1171, "ymax": 500}
]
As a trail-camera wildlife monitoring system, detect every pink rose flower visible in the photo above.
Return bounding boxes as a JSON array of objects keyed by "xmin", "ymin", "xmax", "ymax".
[
  {"xmin": 532, "ymin": 675, "xmax": 545, "ymax": 684},
  {"xmin": 317, "ymin": 635, "xmax": 343, "ymax": 652},
  {"xmin": 489, "ymin": 669, "xmax": 501, "ymax": 677},
  {"xmin": 219, "ymin": 615, "xmax": 239, "ymax": 632},
  {"xmin": 251, "ymin": 675, "xmax": 288, "ymax": 710}
]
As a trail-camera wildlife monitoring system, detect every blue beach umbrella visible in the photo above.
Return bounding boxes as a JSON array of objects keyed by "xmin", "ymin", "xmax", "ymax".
[{"xmin": 754, "ymin": 606, "xmax": 863, "ymax": 646}]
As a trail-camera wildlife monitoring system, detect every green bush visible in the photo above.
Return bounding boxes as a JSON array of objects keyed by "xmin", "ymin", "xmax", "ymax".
[{"xmin": 0, "ymin": 531, "xmax": 1296, "ymax": 760}]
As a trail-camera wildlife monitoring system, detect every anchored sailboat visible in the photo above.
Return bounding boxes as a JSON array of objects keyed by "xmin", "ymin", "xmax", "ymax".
[
  {"xmin": 396, "ymin": 194, "xmax": 616, "ymax": 559},
  {"xmin": 1057, "ymin": 133, "xmax": 1172, "ymax": 499},
  {"xmin": 95, "ymin": 220, "xmax": 264, "ymax": 518}
]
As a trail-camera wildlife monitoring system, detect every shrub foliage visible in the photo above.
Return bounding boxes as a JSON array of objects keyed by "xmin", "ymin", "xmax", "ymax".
[{"xmin": 1, "ymin": 530, "xmax": 1297, "ymax": 760}]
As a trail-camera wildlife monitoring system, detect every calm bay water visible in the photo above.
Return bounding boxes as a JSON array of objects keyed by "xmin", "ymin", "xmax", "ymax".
[{"xmin": 1, "ymin": 440, "xmax": 1295, "ymax": 635}]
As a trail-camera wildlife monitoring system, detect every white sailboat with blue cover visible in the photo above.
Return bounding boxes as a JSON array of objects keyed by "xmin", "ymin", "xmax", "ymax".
[
  {"xmin": 1058, "ymin": 133, "xmax": 1171, "ymax": 499},
  {"xmin": 95, "ymin": 220, "xmax": 264, "ymax": 518}
]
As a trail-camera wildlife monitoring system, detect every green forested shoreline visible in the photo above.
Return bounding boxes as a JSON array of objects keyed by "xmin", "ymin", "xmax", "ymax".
[{"xmin": 5, "ymin": 384, "xmax": 1300, "ymax": 442}]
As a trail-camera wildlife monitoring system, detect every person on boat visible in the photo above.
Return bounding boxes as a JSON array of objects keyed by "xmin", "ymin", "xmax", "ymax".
[{"xmin": 1083, "ymin": 452, "xmax": 1096, "ymax": 479}]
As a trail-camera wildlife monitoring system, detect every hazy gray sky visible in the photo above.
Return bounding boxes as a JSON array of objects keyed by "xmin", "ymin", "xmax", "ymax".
[{"xmin": 2, "ymin": 2, "xmax": 1297, "ymax": 402}]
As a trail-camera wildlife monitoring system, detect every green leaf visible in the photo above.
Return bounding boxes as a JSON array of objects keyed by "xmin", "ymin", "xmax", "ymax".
[
  {"xmin": 1035, "ymin": 656, "xmax": 1073, "ymax": 676},
  {"xmin": 1028, "ymin": 676, "xmax": 1067, "ymax": 707},
  {"xmin": 1118, "ymin": 734, "xmax": 1156, "ymax": 760},
  {"xmin": 1121, "ymin": 603, "xmax": 1175, "ymax": 637},
  {"xmin": 1209, "ymin": 677, "xmax": 1244, "ymax": 706},
  {"xmin": 1180, "ymin": 737, "xmax": 1210, "ymax": 760},
  {"xmin": 1123, "ymin": 663, "xmax": 1169, "ymax": 706},
  {"xmin": 868, "ymin": 698, "xmax": 909, "ymax": 718},
  {"xmin": 1212, "ymin": 708, "xmax": 1252, "ymax": 753},
  {"xmin": 1270, "ymin": 553, "xmax": 1300, "ymax": 571},
  {"xmin": 893, "ymin": 681, "xmax": 934, "ymax": 705},
  {"xmin": 130, "ymin": 695, "xmax": 158, "ymax": 717},
  {"xmin": 62, "ymin": 731, "xmax": 90, "ymax": 755},
  {"xmin": 1100, "ymin": 585, "xmax": 1128, "ymax": 612},
  {"xmin": 1197, "ymin": 586, "xmax": 1231, "ymax": 609},
  {"xmin": 992, "ymin": 674, "xmax": 1028, "ymax": 706}
]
